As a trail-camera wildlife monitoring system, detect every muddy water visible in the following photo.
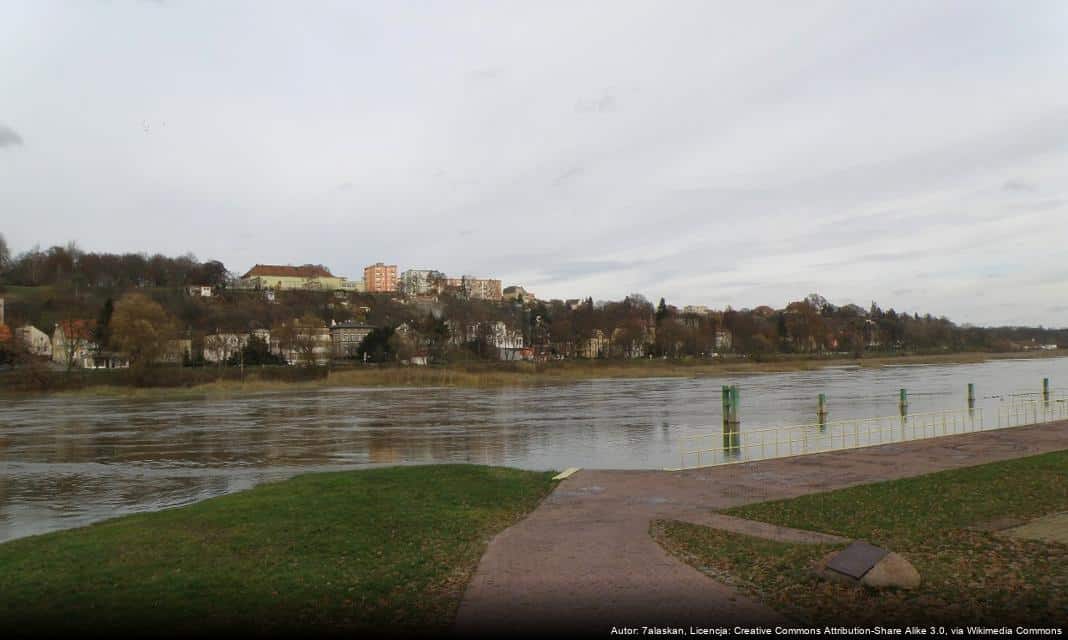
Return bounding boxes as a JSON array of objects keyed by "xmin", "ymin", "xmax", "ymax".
[{"xmin": 1, "ymin": 357, "xmax": 1067, "ymax": 542}]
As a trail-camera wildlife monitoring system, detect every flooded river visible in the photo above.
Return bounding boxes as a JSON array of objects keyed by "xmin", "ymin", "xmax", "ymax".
[{"xmin": 1, "ymin": 356, "xmax": 1067, "ymax": 542}]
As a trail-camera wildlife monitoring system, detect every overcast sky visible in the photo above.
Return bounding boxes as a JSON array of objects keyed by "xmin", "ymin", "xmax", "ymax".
[{"xmin": 2, "ymin": 1, "xmax": 1067, "ymax": 326}]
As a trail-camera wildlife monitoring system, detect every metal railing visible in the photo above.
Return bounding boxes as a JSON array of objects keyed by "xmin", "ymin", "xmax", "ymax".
[{"xmin": 672, "ymin": 385, "xmax": 1068, "ymax": 470}]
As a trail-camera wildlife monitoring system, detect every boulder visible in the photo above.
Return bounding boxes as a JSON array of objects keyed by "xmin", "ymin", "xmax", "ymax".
[
  {"xmin": 813, "ymin": 544, "xmax": 921, "ymax": 590},
  {"xmin": 860, "ymin": 552, "xmax": 921, "ymax": 590}
]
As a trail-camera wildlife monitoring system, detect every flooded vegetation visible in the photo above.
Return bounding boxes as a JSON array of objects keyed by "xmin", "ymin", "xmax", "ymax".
[{"xmin": 1, "ymin": 356, "xmax": 1067, "ymax": 542}]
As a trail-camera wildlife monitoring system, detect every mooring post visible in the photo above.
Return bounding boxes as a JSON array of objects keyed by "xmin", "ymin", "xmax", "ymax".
[
  {"xmin": 722, "ymin": 385, "xmax": 740, "ymax": 456},
  {"xmin": 721, "ymin": 385, "xmax": 731, "ymax": 427},
  {"xmin": 1043, "ymin": 377, "xmax": 1050, "ymax": 403},
  {"xmin": 967, "ymin": 383, "xmax": 975, "ymax": 408},
  {"xmin": 817, "ymin": 393, "xmax": 828, "ymax": 427}
]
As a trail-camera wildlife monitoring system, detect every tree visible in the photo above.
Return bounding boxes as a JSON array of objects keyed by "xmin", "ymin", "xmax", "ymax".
[
  {"xmin": 357, "ymin": 327, "xmax": 396, "ymax": 363},
  {"xmin": 110, "ymin": 293, "xmax": 178, "ymax": 369},
  {"xmin": 655, "ymin": 298, "xmax": 669, "ymax": 325},
  {"xmin": 93, "ymin": 298, "xmax": 114, "ymax": 350},
  {"xmin": 230, "ymin": 334, "xmax": 283, "ymax": 366},
  {"xmin": 0, "ymin": 232, "xmax": 9, "ymax": 272}
]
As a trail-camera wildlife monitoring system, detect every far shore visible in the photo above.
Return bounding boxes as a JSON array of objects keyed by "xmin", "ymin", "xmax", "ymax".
[{"xmin": 3, "ymin": 349, "xmax": 1065, "ymax": 400}]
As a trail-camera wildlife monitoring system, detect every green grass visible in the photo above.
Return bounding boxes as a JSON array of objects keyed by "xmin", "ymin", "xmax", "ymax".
[
  {"xmin": 652, "ymin": 450, "xmax": 1068, "ymax": 625},
  {"xmin": 0, "ymin": 464, "xmax": 556, "ymax": 635}
]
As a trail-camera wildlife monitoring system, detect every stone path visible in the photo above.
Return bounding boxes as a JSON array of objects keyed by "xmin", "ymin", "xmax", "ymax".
[{"xmin": 454, "ymin": 420, "xmax": 1068, "ymax": 635}]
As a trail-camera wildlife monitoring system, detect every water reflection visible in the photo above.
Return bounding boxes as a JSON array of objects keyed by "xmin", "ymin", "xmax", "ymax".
[{"xmin": 1, "ymin": 357, "xmax": 1067, "ymax": 541}]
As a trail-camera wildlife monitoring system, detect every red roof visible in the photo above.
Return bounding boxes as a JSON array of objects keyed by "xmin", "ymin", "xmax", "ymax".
[
  {"xmin": 56, "ymin": 319, "xmax": 94, "ymax": 340},
  {"xmin": 242, "ymin": 264, "xmax": 335, "ymax": 279}
]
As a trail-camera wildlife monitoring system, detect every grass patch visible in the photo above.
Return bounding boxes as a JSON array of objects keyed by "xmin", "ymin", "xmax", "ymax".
[
  {"xmin": 0, "ymin": 464, "xmax": 556, "ymax": 635},
  {"xmin": 653, "ymin": 450, "xmax": 1068, "ymax": 625}
]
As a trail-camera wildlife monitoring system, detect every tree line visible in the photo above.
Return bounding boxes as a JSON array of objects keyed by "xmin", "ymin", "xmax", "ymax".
[{"xmin": 1, "ymin": 235, "xmax": 1065, "ymax": 366}]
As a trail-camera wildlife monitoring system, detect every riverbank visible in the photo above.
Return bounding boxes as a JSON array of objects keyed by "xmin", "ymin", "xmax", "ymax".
[
  {"xmin": 653, "ymin": 448, "xmax": 1068, "ymax": 625},
  {"xmin": 6, "ymin": 349, "xmax": 1065, "ymax": 399},
  {"xmin": 0, "ymin": 464, "xmax": 556, "ymax": 635}
]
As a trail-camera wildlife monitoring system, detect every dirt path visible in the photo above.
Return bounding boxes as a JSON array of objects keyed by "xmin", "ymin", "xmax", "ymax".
[{"xmin": 454, "ymin": 420, "xmax": 1068, "ymax": 635}]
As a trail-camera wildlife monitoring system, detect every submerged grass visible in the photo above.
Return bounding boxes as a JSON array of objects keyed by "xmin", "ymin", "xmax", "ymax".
[
  {"xmin": 0, "ymin": 464, "xmax": 557, "ymax": 635},
  {"xmin": 652, "ymin": 449, "xmax": 1068, "ymax": 625}
]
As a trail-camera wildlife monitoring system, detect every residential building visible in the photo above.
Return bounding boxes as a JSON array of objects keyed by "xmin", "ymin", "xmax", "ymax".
[
  {"xmin": 578, "ymin": 330, "xmax": 609, "ymax": 359},
  {"xmin": 52, "ymin": 320, "xmax": 97, "ymax": 369},
  {"xmin": 461, "ymin": 276, "xmax": 502, "ymax": 301},
  {"xmin": 271, "ymin": 320, "xmax": 331, "ymax": 366},
  {"xmin": 329, "ymin": 320, "xmax": 374, "ymax": 358},
  {"xmin": 363, "ymin": 263, "xmax": 398, "ymax": 293},
  {"xmin": 15, "ymin": 325, "xmax": 52, "ymax": 357},
  {"xmin": 203, "ymin": 333, "xmax": 250, "ymax": 363},
  {"xmin": 157, "ymin": 339, "xmax": 193, "ymax": 364},
  {"xmin": 683, "ymin": 305, "xmax": 710, "ymax": 315},
  {"xmin": 186, "ymin": 285, "xmax": 214, "ymax": 297},
  {"xmin": 503, "ymin": 285, "xmax": 534, "ymax": 303},
  {"xmin": 237, "ymin": 264, "xmax": 352, "ymax": 291},
  {"xmin": 398, "ymin": 269, "xmax": 445, "ymax": 297},
  {"xmin": 456, "ymin": 321, "xmax": 525, "ymax": 360}
]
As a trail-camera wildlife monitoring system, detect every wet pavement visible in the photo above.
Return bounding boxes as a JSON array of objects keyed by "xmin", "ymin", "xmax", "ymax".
[{"xmin": 454, "ymin": 419, "xmax": 1068, "ymax": 633}]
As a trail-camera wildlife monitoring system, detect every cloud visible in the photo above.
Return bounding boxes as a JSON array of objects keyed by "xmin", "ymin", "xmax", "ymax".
[
  {"xmin": 575, "ymin": 93, "xmax": 617, "ymax": 114},
  {"xmin": 0, "ymin": 124, "xmax": 22, "ymax": 148},
  {"xmin": 552, "ymin": 167, "xmax": 584, "ymax": 188},
  {"xmin": 1002, "ymin": 179, "xmax": 1037, "ymax": 192}
]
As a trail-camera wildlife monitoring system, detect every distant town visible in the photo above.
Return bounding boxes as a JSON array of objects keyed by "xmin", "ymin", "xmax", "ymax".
[{"xmin": 0, "ymin": 242, "xmax": 1063, "ymax": 375}]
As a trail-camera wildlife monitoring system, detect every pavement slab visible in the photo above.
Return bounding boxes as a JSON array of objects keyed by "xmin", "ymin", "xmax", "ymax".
[{"xmin": 454, "ymin": 420, "xmax": 1068, "ymax": 635}]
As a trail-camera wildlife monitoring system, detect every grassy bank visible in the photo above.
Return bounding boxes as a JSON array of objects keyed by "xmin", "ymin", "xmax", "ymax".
[
  {"xmin": 8, "ymin": 349, "xmax": 1065, "ymax": 399},
  {"xmin": 0, "ymin": 465, "xmax": 556, "ymax": 635},
  {"xmin": 652, "ymin": 449, "xmax": 1068, "ymax": 625}
]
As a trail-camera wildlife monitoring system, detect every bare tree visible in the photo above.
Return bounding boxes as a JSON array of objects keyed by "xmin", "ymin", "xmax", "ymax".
[{"xmin": 0, "ymin": 232, "xmax": 9, "ymax": 271}]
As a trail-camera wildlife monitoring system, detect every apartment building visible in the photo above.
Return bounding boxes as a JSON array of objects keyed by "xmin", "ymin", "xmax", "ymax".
[{"xmin": 364, "ymin": 263, "xmax": 397, "ymax": 293}]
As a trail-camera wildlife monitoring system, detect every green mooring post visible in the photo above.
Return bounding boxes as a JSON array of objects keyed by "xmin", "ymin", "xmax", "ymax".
[
  {"xmin": 817, "ymin": 393, "xmax": 828, "ymax": 425},
  {"xmin": 1043, "ymin": 378, "xmax": 1050, "ymax": 403},
  {"xmin": 899, "ymin": 388, "xmax": 908, "ymax": 416},
  {"xmin": 721, "ymin": 385, "xmax": 731, "ymax": 425},
  {"xmin": 722, "ymin": 385, "xmax": 740, "ymax": 456},
  {"xmin": 967, "ymin": 383, "xmax": 975, "ymax": 409}
]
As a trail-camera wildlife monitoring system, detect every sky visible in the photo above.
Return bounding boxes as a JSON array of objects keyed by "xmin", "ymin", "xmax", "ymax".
[{"xmin": 1, "ymin": 1, "xmax": 1067, "ymax": 327}]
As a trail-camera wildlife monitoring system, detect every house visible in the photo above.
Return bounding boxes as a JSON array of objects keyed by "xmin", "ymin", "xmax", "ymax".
[
  {"xmin": 203, "ymin": 333, "xmax": 249, "ymax": 363},
  {"xmin": 202, "ymin": 330, "xmax": 269, "ymax": 363},
  {"xmin": 503, "ymin": 285, "xmax": 534, "ymax": 303},
  {"xmin": 578, "ymin": 330, "xmax": 609, "ymax": 359},
  {"xmin": 157, "ymin": 339, "xmax": 193, "ymax": 364},
  {"xmin": 329, "ymin": 320, "xmax": 374, "ymax": 358},
  {"xmin": 52, "ymin": 320, "xmax": 97, "ymax": 369},
  {"xmin": 271, "ymin": 320, "xmax": 331, "ymax": 366},
  {"xmin": 237, "ymin": 264, "xmax": 355, "ymax": 291},
  {"xmin": 186, "ymin": 285, "xmax": 214, "ymax": 298},
  {"xmin": 15, "ymin": 325, "xmax": 52, "ymax": 357}
]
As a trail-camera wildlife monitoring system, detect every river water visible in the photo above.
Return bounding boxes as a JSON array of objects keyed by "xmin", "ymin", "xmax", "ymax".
[{"xmin": 1, "ymin": 356, "xmax": 1066, "ymax": 542}]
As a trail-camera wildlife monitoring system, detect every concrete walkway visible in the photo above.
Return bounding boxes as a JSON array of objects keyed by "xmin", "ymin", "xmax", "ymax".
[{"xmin": 454, "ymin": 420, "xmax": 1068, "ymax": 635}]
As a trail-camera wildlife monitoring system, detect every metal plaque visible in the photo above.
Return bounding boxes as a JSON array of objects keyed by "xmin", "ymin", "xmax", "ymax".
[{"xmin": 825, "ymin": 541, "xmax": 888, "ymax": 579}]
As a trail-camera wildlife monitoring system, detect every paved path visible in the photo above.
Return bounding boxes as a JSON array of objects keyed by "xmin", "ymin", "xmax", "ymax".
[{"xmin": 454, "ymin": 420, "xmax": 1068, "ymax": 635}]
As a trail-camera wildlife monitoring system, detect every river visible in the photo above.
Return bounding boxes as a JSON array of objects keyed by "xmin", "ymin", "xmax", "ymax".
[{"xmin": 1, "ymin": 356, "xmax": 1066, "ymax": 542}]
